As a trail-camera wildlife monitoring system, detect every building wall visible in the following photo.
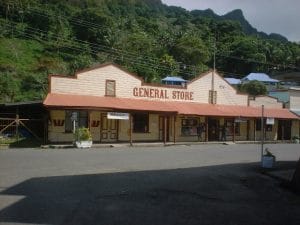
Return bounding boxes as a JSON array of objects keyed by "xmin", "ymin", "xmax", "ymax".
[
  {"xmin": 118, "ymin": 114, "xmax": 160, "ymax": 141},
  {"xmin": 48, "ymin": 109, "xmax": 294, "ymax": 143},
  {"xmin": 48, "ymin": 110, "xmax": 74, "ymax": 142},
  {"xmin": 90, "ymin": 111, "xmax": 101, "ymax": 141},
  {"xmin": 291, "ymin": 120, "xmax": 300, "ymax": 138},
  {"xmin": 50, "ymin": 65, "xmax": 248, "ymax": 105},
  {"xmin": 249, "ymin": 96, "xmax": 283, "ymax": 109},
  {"xmin": 188, "ymin": 72, "xmax": 248, "ymax": 105},
  {"xmin": 289, "ymin": 89, "xmax": 300, "ymax": 110},
  {"xmin": 47, "ymin": 64, "xmax": 296, "ymax": 143},
  {"xmin": 51, "ymin": 65, "xmax": 142, "ymax": 97}
]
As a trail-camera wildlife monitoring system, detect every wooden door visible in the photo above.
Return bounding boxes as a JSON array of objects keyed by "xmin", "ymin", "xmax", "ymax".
[
  {"xmin": 101, "ymin": 113, "xmax": 118, "ymax": 142},
  {"xmin": 208, "ymin": 118, "xmax": 219, "ymax": 141},
  {"xmin": 159, "ymin": 116, "xmax": 169, "ymax": 142}
]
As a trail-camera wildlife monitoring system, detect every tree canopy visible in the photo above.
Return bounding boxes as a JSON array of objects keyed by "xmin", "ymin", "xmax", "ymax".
[
  {"xmin": 0, "ymin": 0, "xmax": 299, "ymax": 102},
  {"xmin": 238, "ymin": 80, "xmax": 267, "ymax": 96}
]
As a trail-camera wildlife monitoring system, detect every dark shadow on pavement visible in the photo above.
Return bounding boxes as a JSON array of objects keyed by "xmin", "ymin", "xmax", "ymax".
[{"xmin": 0, "ymin": 162, "xmax": 299, "ymax": 225}]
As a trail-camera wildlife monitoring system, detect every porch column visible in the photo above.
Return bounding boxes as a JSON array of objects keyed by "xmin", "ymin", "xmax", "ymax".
[
  {"xmin": 246, "ymin": 120, "xmax": 250, "ymax": 141},
  {"xmin": 254, "ymin": 119, "xmax": 256, "ymax": 141},
  {"xmin": 164, "ymin": 116, "xmax": 167, "ymax": 145},
  {"xmin": 129, "ymin": 114, "xmax": 133, "ymax": 146},
  {"xmin": 233, "ymin": 121, "xmax": 236, "ymax": 142},
  {"xmin": 205, "ymin": 117, "xmax": 208, "ymax": 142},
  {"xmin": 173, "ymin": 115, "xmax": 176, "ymax": 144}
]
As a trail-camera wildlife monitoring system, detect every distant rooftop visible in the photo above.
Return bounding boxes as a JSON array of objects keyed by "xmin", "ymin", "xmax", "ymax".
[
  {"xmin": 289, "ymin": 87, "xmax": 300, "ymax": 91},
  {"xmin": 268, "ymin": 91, "xmax": 289, "ymax": 103},
  {"xmin": 162, "ymin": 76, "xmax": 187, "ymax": 86},
  {"xmin": 224, "ymin": 78, "xmax": 241, "ymax": 85},
  {"xmin": 242, "ymin": 73, "xmax": 279, "ymax": 83},
  {"xmin": 162, "ymin": 76, "xmax": 187, "ymax": 82}
]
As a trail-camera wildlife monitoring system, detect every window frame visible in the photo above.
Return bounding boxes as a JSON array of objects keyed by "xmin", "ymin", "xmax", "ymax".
[
  {"xmin": 181, "ymin": 117, "xmax": 199, "ymax": 136},
  {"xmin": 132, "ymin": 113, "xmax": 149, "ymax": 133},
  {"xmin": 225, "ymin": 119, "xmax": 240, "ymax": 136},
  {"xmin": 65, "ymin": 110, "xmax": 88, "ymax": 133},
  {"xmin": 105, "ymin": 80, "xmax": 116, "ymax": 97}
]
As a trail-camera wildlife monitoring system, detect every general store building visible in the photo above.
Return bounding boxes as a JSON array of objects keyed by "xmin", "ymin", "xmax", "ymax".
[{"xmin": 43, "ymin": 63, "xmax": 299, "ymax": 144}]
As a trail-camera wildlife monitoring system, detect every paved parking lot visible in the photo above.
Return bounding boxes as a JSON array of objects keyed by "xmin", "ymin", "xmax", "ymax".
[{"xmin": 0, "ymin": 144, "xmax": 300, "ymax": 225}]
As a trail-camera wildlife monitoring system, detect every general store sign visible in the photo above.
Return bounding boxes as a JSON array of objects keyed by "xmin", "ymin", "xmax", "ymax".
[
  {"xmin": 133, "ymin": 87, "xmax": 194, "ymax": 101},
  {"xmin": 107, "ymin": 112, "xmax": 129, "ymax": 120}
]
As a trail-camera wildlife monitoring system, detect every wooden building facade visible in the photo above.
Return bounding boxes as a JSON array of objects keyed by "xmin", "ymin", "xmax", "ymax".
[{"xmin": 43, "ymin": 63, "xmax": 299, "ymax": 144}]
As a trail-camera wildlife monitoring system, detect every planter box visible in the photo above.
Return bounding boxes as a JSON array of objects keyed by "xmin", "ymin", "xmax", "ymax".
[
  {"xmin": 75, "ymin": 140, "xmax": 93, "ymax": 148},
  {"xmin": 262, "ymin": 156, "xmax": 275, "ymax": 168}
]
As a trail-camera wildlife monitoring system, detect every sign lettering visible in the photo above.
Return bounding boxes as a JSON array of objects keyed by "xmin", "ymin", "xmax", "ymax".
[{"xmin": 133, "ymin": 87, "xmax": 193, "ymax": 101}]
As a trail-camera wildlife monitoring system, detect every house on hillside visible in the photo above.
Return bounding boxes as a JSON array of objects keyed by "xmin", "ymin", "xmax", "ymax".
[
  {"xmin": 161, "ymin": 76, "xmax": 187, "ymax": 86},
  {"xmin": 241, "ymin": 73, "xmax": 279, "ymax": 91},
  {"xmin": 289, "ymin": 87, "xmax": 300, "ymax": 117},
  {"xmin": 268, "ymin": 90, "xmax": 290, "ymax": 108},
  {"xmin": 43, "ymin": 63, "xmax": 299, "ymax": 144},
  {"xmin": 224, "ymin": 78, "xmax": 241, "ymax": 86}
]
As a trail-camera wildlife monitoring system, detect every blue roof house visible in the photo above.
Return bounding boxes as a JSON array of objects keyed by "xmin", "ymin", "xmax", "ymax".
[
  {"xmin": 241, "ymin": 73, "xmax": 279, "ymax": 84},
  {"xmin": 241, "ymin": 73, "xmax": 279, "ymax": 90},
  {"xmin": 224, "ymin": 78, "xmax": 241, "ymax": 85},
  {"xmin": 161, "ymin": 76, "xmax": 187, "ymax": 86}
]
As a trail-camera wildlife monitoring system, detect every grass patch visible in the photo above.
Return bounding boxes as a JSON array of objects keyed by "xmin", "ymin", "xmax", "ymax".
[
  {"xmin": 0, "ymin": 137, "xmax": 42, "ymax": 148},
  {"xmin": 0, "ymin": 38, "xmax": 44, "ymax": 72}
]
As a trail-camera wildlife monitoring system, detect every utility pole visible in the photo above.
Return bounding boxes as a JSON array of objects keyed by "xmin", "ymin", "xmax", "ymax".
[
  {"xmin": 260, "ymin": 105, "xmax": 265, "ymax": 164},
  {"xmin": 211, "ymin": 36, "xmax": 216, "ymax": 92}
]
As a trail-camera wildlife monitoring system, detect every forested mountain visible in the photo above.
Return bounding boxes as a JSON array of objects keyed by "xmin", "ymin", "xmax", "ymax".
[{"xmin": 0, "ymin": 0, "xmax": 299, "ymax": 102}]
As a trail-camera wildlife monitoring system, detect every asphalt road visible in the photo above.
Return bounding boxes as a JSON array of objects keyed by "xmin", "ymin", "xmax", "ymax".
[{"xmin": 0, "ymin": 144, "xmax": 300, "ymax": 225}]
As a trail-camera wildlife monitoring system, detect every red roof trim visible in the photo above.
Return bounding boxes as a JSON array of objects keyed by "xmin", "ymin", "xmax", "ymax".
[{"xmin": 43, "ymin": 93, "xmax": 299, "ymax": 119}]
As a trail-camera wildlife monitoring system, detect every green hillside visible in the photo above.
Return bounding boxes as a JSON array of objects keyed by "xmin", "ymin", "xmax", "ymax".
[{"xmin": 0, "ymin": 0, "xmax": 299, "ymax": 102}]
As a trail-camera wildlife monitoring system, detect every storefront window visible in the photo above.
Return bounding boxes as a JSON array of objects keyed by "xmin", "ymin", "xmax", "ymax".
[
  {"xmin": 256, "ymin": 119, "xmax": 272, "ymax": 132},
  {"xmin": 133, "ymin": 113, "xmax": 149, "ymax": 133},
  {"xmin": 181, "ymin": 118, "xmax": 198, "ymax": 136},
  {"xmin": 225, "ymin": 120, "xmax": 240, "ymax": 136},
  {"xmin": 65, "ymin": 111, "xmax": 88, "ymax": 133}
]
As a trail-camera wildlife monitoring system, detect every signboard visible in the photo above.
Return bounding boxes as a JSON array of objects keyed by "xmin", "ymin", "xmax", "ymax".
[
  {"xmin": 234, "ymin": 118, "xmax": 247, "ymax": 123},
  {"xmin": 71, "ymin": 112, "xmax": 78, "ymax": 121},
  {"xmin": 266, "ymin": 118, "xmax": 275, "ymax": 125},
  {"xmin": 107, "ymin": 112, "xmax": 129, "ymax": 120},
  {"xmin": 132, "ymin": 87, "xmax": 194, "ymax": 101}
]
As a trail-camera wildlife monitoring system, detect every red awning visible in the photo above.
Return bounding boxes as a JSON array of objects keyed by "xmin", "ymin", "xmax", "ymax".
[{"xmin": 43, "ymin": 93, "xmax": 299, "ymax": 119}]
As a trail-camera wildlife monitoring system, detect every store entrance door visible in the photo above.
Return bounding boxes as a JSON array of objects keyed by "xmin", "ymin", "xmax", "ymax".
[
  {"xmin": 100, "ymin": 113, "xmax": 118, "ymax": 142},
  {"xmin": 278, "ymin": 120, "xmax": 291, "ymax": 140},
  {"xmin": 208, "ymin": 118, "xmax": 219, "ymax": 141}
]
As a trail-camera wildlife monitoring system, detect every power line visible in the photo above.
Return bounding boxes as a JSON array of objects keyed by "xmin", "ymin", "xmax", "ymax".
[
  {"xmin": 25, "ymin": 6, "xmax": 300, "ymax": 71},
  {"xmin": 1, "ymin": 21, "xmax": 198, "ymax": 77},
  {"xmin": 2, "ymin": 4, "xmax": 300, "ymax": 79}
]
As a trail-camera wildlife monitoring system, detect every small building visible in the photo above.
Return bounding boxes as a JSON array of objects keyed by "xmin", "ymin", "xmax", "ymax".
[
  {"xmin": 268, "ymin": 90, "xmax": 290, "ymax": 108},
  {"xmin": 224, "ymin": 78, "xmax": 241, "ymax": 86},
  {"xmin": 161, "ymin": 76, "xmax": 187, "ymax": 86},
  {"xmin": 241, "ymin": 73, "xmax": 279, "ymax": 91},
  {"xmin": 43, "ymin": 63, "xmax": 299, "ymax": 144}
]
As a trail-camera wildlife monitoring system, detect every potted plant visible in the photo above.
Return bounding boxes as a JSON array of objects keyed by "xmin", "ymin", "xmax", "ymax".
[
  {"xmin": 74, "ymin": 127, "xmax": 93, "ymax": 148},
  {"xmin": 262, "ymin": 148, "xmax": 276, "ymax": 168},
  {"xmin": 292, "ymin": 136, "xmax": 299, "ymax": 144}
]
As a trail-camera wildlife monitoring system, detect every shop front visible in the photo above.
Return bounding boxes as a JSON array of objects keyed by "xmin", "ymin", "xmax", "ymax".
[{"xmin": 43, "ymin": 63, "xmax": 299, "ymax": 144}]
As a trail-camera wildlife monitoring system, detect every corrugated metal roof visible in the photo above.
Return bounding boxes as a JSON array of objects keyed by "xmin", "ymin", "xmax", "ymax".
[
  {"xmin": 291, "ymin": 110, "xmax": 300, "ymax": 116},
  {"xmin": 224, "ymin": 78, "xmax": 241, "ymax": 85},
  {"xmin": 242, "ymin": 73, "xmax": 279, "ymax": 83},
  {"xmin": 161, "ymin": 76, "xmax": 186, "ymax": 82},
  {"xmin": 43, "ymin": 93, "xmax": 299, "ymax": 119},
  {"xmin": 268, "ymin": 91, "xmax": 289, "ymax": 103}
]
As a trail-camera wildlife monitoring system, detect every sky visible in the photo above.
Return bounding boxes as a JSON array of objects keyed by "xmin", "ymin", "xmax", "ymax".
[{"xmin": 162, "ymin": 0, "xmax": 300, "ymax": 42}]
